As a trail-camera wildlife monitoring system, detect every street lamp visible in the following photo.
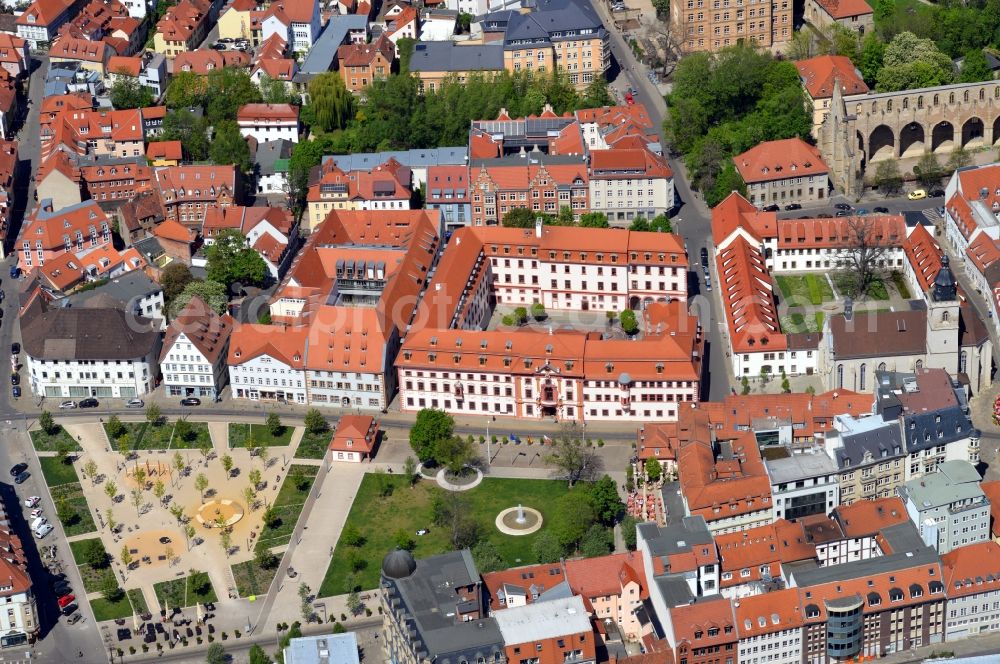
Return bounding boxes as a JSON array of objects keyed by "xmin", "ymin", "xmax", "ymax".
[{"xmin": 486, "ymin": 417, "xmax": 491, "ymax": 466}]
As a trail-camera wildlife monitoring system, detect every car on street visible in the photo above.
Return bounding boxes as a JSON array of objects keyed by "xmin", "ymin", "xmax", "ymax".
[
  {"xmin": 835, "ymin": 210, "xmax": 851, "ymax": 216},
  {"xmin": 784, "ymin": 203, "xmax": 802, "ymax": 210},
  {"xmin": 11, "ymin": 386, "xmax": 19, "ymax": 398},
  {"xmin": 59, "ymin": 400, "xmax": 77, "ymax": 409},
  {"xmin": 180, "ymin": 397, "xmax": 201, "ymax": 406},
  {"xmin": 67, "ymin": 613, "xmax": 81, "ymax": 625},
  {"xmin": 9, "ymin": 463, "xmax": 26, "ymax": 477},
  {"xmin": 23, "ymin": 496, "xmax": 40, "ymax": 508},
  {"xmin": 14, "ymin": 471, "xmax": 29, "ymax": 484},
  {"xmin": 624, "ymin": 90, "xmax": 634, "ymax": 104},
  {"xmin": 834, "ymin": 202, "xmax": 852, "ymax": 210},
  {"xmin": 907, "ymin": 189, "xmax": 927, "ymax": 200},
  {"xmin": 57, "ymin": 594, "xmax": 75, "ymax": 609},
  {"xmin": 856, "ymin": 208, "xmax": 869, "ymax": 215},
  {"xmin": 53, "ymin": 581, "xmax": 70, "ymax": 595},
  {"xmin": 762, "ymin": 204, "xmax": 780, "ymax": 212},
  {"xmin": 60, "ymin": 603, "xmax": 76, "ymax": 616},
  {"xmin": 10, "ymin": 373, "xmax": 18, "ymax": 386},
  {"xmin": 929, "ymin": 188, "xmax": 945, "ymax": 197},
  {"xmin": 29, "ymin": 509, "xmax": 42, "ymax": 519},
  {"xmin": 34, "ymin": 523, "xmax": 53, "ymax": 539},
  {"xmin": 126, "ymin": 398, "xmax": 144, "ymax": 408},
  {"xmin": 873, "ymin": 206, "xmax": 890, "ymax": 213},
  {"xmin": 79, "ymin": 398, "xmax": 99, "ymax": 408},
  {"xmin": 704, "ymin": 274, "xmax": 712, "ymax": 291},
  {"xmin": 10, "ymin": 343, "xmax": 19, "ymax": 355},
  {"xmin": 700, "ymin": 247, "xmax": 708, "ymax": 267}
]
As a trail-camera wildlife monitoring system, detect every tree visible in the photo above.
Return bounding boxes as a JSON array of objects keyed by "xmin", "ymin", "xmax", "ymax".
[
  {"xmin": 109, "ymin": 73, "xmax": 153, "ymax": 110},
  {"xmin": 105, "ymin": 481, "xmax": 118, "ymax": 501},
  {"xmin": 287, "ymin": 136, "xmax": 331, "ymax": 213},
  {"xmin": 621, "ymin": 515, "xmax": 639, "ymax": 551},
  {"xmin": 434, "ymin": 436, "xmax": 478, "ymax": 474},
  {"xmin": 341, "ymin": 524, "xmax": 365, "ymax": 547},
  {"xmin": 106, "ymin": 415, "xmax": 126, "ymax": 440},
  {"xmin": 170, "ymin": 280, "xmax": 229, "ymax": 318},
  {"xmin": 502, "ymin": 207, "xmax": 540, "ymax": 228},
  {"xmin": 837, "ymin": 216, "xmax": 894, "ymax": 298},
  {"xmin": 706, "ymin": 162, "xmax": 747, "ymax": 207},
  {"xmin": 249, "ymin": 468, "xmax": 263, "ymax": 489},
  {"xmin": 120, "ymin": 544, "xmax": 133, "ymax": 570},
  {"xmin": 55, "ymin": 496, "xmax": 73, "ymax": 524},
  {"xmin": 431, "ymin": 490, "xmax": 480, "ymax": 549},
  {"xmin": 403, "ymin": 456, "xmax": 417, "ymax": 486},
  {"xmin": 914, "ymin": 152, "xmax": 945, "ymax": 187},
  {"xmin": 100, "ymin": 570, "xmax": 124, "ymax": 602},
  {"xmin": 409, "ymin": 409, "xmax": 455, "ymax": 463},
  {"xmin": 530, "ymin": 301, "xmax": 547, "ymax": 322},
  {"xmin": 471, "ymin": 540, "xmax": 505, "ymax": 573},
  {"xmin": 39, "ymin": 411, "xmax": 55, "ymax": 435},
  {"xmin": 173, "ymin": 420, "xmax": 193, "ymax": 445},
  {"xmin": 153, "ymin": 480, "xmax": 167, "ymax": 506},
  {"xmin": 83, "ymin": 459, "xmax": 98, "ymax": 484},
  {"xmin": 544, "ymin": 425, "xmax": 602, "ymax": 487},
  {"xmin": 532, "ymin": 531, "xmax": 564, "ymax": 563},
  {"xmin": 159, "ymin": 107, "xmax": 210, "ymax": 161},
  {"xmin": 248, "ymin": 645, "xmax": 272, "ymax": 664},
  {"xmin": 872, "ymin": 159, "xmax": 903, "ymax": 195},
  {"xmin": 206, "ymin": 229, "xmax": 269, "ymax": 289},
  {"xmin": 205, "ymin": 66, "xmax": 263, "ymax": 125},
  {"xmin": 960, "ymin": 48, "xmax": 994, "ymax": 83},
  {"xmin": 589, "ymin": 475, "xmax": 624, "ymax": 526},
  {"xmin": 303, "ymin": 72, "xmax": 354, "ymax": 133},
  {"xmin": 165, "ymin": 70, "xmax": 207, "ymax": 109},
  {"xmin": 550, "ymin": 491, "xmax": 595, "ymax": 551},
  {"xmin": 787, "ymin": 28, "xmax": 822, "ymax": 60},
  {"xmin": 105, "ymin": 508, "xmax": 116, "ymax": 533},
  {"xmin": 394, "ymin": 529, "xmax": 415, "ymax": 552},
  {"xmin": 304, "ymin": 408, "xmax": 328, "ymax": 435},
  {"xmin": 876, "ymin": 32, "xmax": 954, "ymax": 91},
  {"xmin": 195, "ymin": 473, "xmax": 209, "ymax": 499},
  {"xmin": 173, "ymin": 451, "xmax": 185, "ymax": 482},
  {"xmin": 741, "ymin": 375, "xmax": 751, "ymax": 395},
  {"xmin": 513, "ymin": 306, "xmax": 529, "ymax": 325},
  {"xmin": 266, "ymin": 412, "xmax": 283, "ymax": 437},
  {"xmin": 347, "ymin": 590, "xmax": 362, "ymax": 616},
  {"xmin": 396, "ymin": 37, "xmax": 417, "ymax": 72},
  {"xmin": 578, "ymin": 212, "xmax": 609, "ymax": 228},
  {"xmin": 170, "ymin": 504, "xmax": 185, "ymax": 523},
  {"xmin": 620, "ymin": 309, "xmax": 639, "ymax": 335},
  {"xmin": 645, "ymin": 457, "xmax": 663, "ymax": 482},
  {"xmin": 630, "ymin": 214, "xmax": 672, "ymax": 233},
  {"xmin": 298, "ymin": 583, "xmax": 313, "ymax": 623},
  {"xmin": 210, "ymin": 120, "xmax": 252, "ymax": 174},
  {"xmin": 457, "ymin": 12, "xmax": 473, "ymax": 33},
  {"xmin": 259, "ymin": 73, "xmax": 297, "ymax": 105},
  {"xmin": 947, "ymin": 146, "xmax": 973, "ymax": 172},
  {"xmin": 205, "ymin": 642, "xmax": 227, "ymax": 664},
  {"xmin": 255, "ymin": 546, "xmax": 278, "ymax": 571},
  {"xmin": 220, "ymin": 529, "xmax": 232, "ymax": 557},
  {"xmin": 581, "ymin": 77, "xmax": 613, "ymax": 108},
  {"xmin": 117, "ymin": 435, "xmax": 131, "ymax": 459},
  {"xmin": 81, "ymin": 538, "xmax": 108, "ymax": 568},
  {"xmin": 580, "ymin": 524, "xmax": 613, "ymax": 558},
  {"xmin": 222, "ymin": 455, "xmax": 234, "ymax": 477},
  {"xmin": 829, "ymin": 24, "xmax": 861, "ymax": 62},
  {"xmin": 184, "ymin": 524, "xmax": 196, "ymax": 550},
  {"xmin": 859, "ymin": 33, "xmax": 885, "ymax": 85},
  {"xmin": 146, "ymin": 404, "xmax": 161, "ymax": 426},
  {"xmin": 159, "ymin": 264, "xmax": 194, "ymax": 305},
  {"xmin": 130, "ymin": 488, "xmax": 143, "ymax": 516}
]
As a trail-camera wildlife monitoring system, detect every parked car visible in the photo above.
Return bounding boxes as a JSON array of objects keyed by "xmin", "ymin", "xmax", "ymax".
[
  {"xmin": 180, "ymin": 397, "xmax": 201, "ymax": 406},
  {"xmin": 856, "ymin": 208, "xmax": 869, "ymax": 215},
  {"xmin": 783, "ymin": 203, "xmax": 802, "ymax": 210},
  {"xmin": 834, "ymin": 202, "xmax": 853, "ymax": 210},
  {"xmin": 53, "ymin": 583, "xmax": 71, "ymax": 597},
  {"xmin": 29, "ymin": 517, "xmax": 46, "ymax": 531},
  {"xmin": 907, "ymin": 189, "xmax": 927, "ymax": 200},
  {"xmin": 700, "ymin": 247, "xmax": 708, "ymax": 267},
  {"xmin": 835, "ymin": 210, "xmax": 851, "ymax": 217},
  {"xmin": 78, "ymin": 398, "xmax": 99, "ymax": 408},
  {"xmin": 9, "ymin": 463, "xmax": 26, "ymax": 477},
  {"xmin": 10, "ymin": 373, "xmax": 18, "ymax": 386},
  {"xmin": 125, "ymin": 399, "xmax": 144, "ymax": 409},
  {"xmin": 67, "ymin": 613, "xmax": 82, "ymax": 625},
  {"xmin": 624, "ymin": 90, "xmax": 634, "ymax": 104},
  {"xmin": 59, "ymin": 603, "xmax": 76, "ymax": 615},
  {"xmin": 23, "ymin": 496, "xmax": 40, "ymax": 508},
  {"xmin": 10, "ymin": 342, "xmax": 19, "ymax": 355},
  {"xmin": 34, "ymin": 524, "xmax": 54, "ymax": 539},
  {"xmin": 59, "ymin": 400, "xmax": 76, "ymax": 409},
  {"xmin": 929, "ymin": 188, "xmax": 945, "ymax": 197},
  {"xmin": 13, "ymin": 471, "xmax": 26, "ymax": 485},
  {"xmin": 11, "ymin": 386, "xmax": 19, "ymax": 398},
  {"xmin": 873, "ymin": 206, "xmax": 890, "ymax": 213},
  {"xmin": 57, "ymin": 594, "xmax": 75, "ymax": 609},
  {"xmin": 29, "ymin": 509, "xmax": 43, "ymax": 519},
  {"xmin": 704, "ymin": 274, "xmax": 712, "ymax": 291},
  {"xmin": 762, "ymin": 204, "xmax": 780, "ymax": 212}
]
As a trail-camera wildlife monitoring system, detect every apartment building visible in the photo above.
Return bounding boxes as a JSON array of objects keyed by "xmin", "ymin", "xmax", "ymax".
[
  {"xmin": 824, "ymin": 413, "xmax": 906, "ymax": 505},
  {"xmin": 236, "ymin": 103, "xmax": 300, "ymax": 144},
  {"xmin": 18, "ymin": 199, "xmax": 112, "ymax": 271},
  {"xmin": 943, "ymin": 162, "xmax": 1000, "ymax": 323},
  {"xmin": 153, "ymin": 0, "xmax": 211, "ymax": 57},
  {"xmin": 941, "ymin": 541, "xmax": 1000, "ymax": 641},
  {"xmin": 409, "ymin": 42, "xmax": 503, "ymax": 93},
  {"xmin": 39, "ymin": 106, "xmax": 152, "ymax": 161},
  {"xmin": 47, "ymin": 36, "xmax": 114, "ymax": 75},
  {"xmin": 0, "ymin": 140, "xmax": 17, "ymax": 257},
  {"xmin": 0, "ymin": 515, "xmax": 37, "ymax": 648},
  {"xmin": 765, "ymin": 447, "xmax": 840, "ymax": 520},
  {"xmin": 898, "ymin": 460, "xmax": 990, "ymax": 554},
  {"xmin": 160, "ymin": 296, "xmax": 234, "ymax": 399},
  {"xmin": 259, "ymin": 0, "xmax": 321, "ymax": 53},
  {"xmin": 425, "ymin": 165, "xmax": 471, "ymax": 230},
  {"xmin": 734, "ymin": 137, "xmax": 830, "ymax": 208},
  {"xmin": 495, "ymin": 597, "xmax": 596, "ymax": 664},
  {"xmin": 735, "ymin": 588, "xmax": 804, "ymax": 664},
  {"xmin": 469, "ymin": 156, "xmax": 590, "ymax": 226},
  {"xmin": 16, "ymin": 0, "xmax": 81, "ymax": 49},
  {"xmin": 154, "ymin": 165, "xmax": 238, "ymax": 229},
  {"xmin": 306, "ymin": 158, "xmax": 412, "ymax": 229},
  {"xmin": 337, "ymin": 34, "xmax": 393, "ymax": 94},
  {"xmin": 673, "ymin": 0, "xmax": 792, "ymax": 53},
  {"xmin": 588, "ymin": 147, "xmax": 674, "ymax": 223}
]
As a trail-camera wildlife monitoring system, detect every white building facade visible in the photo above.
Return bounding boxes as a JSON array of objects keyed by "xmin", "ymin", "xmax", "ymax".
[{"xmin": 228, "ymin": 352, "xmax": 307, "ymax": 404}]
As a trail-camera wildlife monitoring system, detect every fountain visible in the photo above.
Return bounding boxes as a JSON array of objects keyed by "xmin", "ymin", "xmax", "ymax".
[
  {"xmin": 515, "ymin": 504, "xmax": 527, "ymax": 525},
  {"xmin": 495, "ymin": 504, "xmax": 543, "ymax": 536}
]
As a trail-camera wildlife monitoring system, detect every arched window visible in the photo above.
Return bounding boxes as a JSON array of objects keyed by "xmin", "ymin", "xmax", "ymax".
[
  {"xmin": 950, "ymin": 92, "xmax": 955, "ymax": 104},
  {"xmin": 878, "ymin": 362, "xmax": 887, "ymax": 373},
  {"xmin": 917, "ymin": 96, "xmax": 923, "ymax": 109},
  {"xmin": 837, "ymin": 364, "xmax": 844, "ymax": 389},
  {"xmin": 942, "ymin": 311, "xmax": 950, "ymax": 322},
  {"xmin": 872, "ymin": 101, "xmax": 877, "ymax": 114},
  {"xmin": 995, "ymin": 87, "xmax": 999, "ymax": 99},
  {"xmin": 915, "ymin": 359, "xmax": 924, "ymax": 371},
  {"xmin": 856, "ymin": 104, "xmax": 862, "ymax": 115},
  {"xmin": 933, "ymin": 94, "xmax": 939, "ymax": 105},
  {"xmin": 860, "ymin": 364, "xmax": 867, "ymax": 391},
  {"xmin": 960, "ymin": 350, "xmax": 968, "ymax": 374},
  {"xmin": 964, "ymin": 90, "xmax": 970, "ymax": 103},
  {"xmin": 980, "ymin": 88, "xmax": 986, "ymax": 100},
  {"xmin": 887, "ymin": 99, "xmax": 893, "ymax": 112},
  {"xmin": 903, "ymin": 98, "xmax": 909, "ymax": 110}
]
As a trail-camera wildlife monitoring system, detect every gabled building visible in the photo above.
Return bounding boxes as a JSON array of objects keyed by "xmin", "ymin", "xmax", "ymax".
[
  {"xmin": 327, "ymin": 414, "xmax": 379, "ymax": 462},
  {"xmin": 306, "ymin": 157, "xmax": 413, "ymax": 229},
  {"xmin": 494, "ymin": 596, "xmax": 597, "ymax": 664},
  {"xmin": 153, "ymin": 0, "xmax": 211, "ymax": 57},
  {"xmin": 0, "ymin": 34, "xmax": 30, "ymax": 78},
  {"xmin": 897, "ymin": 460, "xmax": 990, "ymax": 554},
  {"xmin": 236, "ymin": 102, "xmax": 299, "ymax": 144},
  {"xmin": 734, "ymin": 588, "xmax": 804, "ymax": 664},
  {"xmin": 425, "ymin": 164, "xmax": 470, "ymax": 230},
  {"xmin": 160, "ymin": 295, "xmax": 234, "ymax": 399},
  {"xmin": 19, "ymin": 199, "xmax": 112, "ymax": 271},
  {"xmin": 588, "ymin": 147, "xmax": 673, "ymax": 223},
  {"xmin": 734, "ymin": 138, "xmax": 830, "ymax": 208},
  {"xmin": 217, "ymin": 0, "xmax": 255, "ymax": 40},
  {"xmin": 154, "ymin": 165, "xmax": 239, "ymax": 229},
  {"xmin": 336, "ymin": 33, "xmax": 393, "ymax": 94},
  {"xmin": 259, "ymin": 0, "xmax": 320, "ymax": 53},
  {"xmin": 941, "ymin": 540, "xmax": 1000, "ymax": 641},
  {"xmin": 173, "ymin": 48, "xmax": 251, "ymax": 73},
  {"xmin": 795, "ymin": 55, "xmax": 869, "ymax": 136},
  {"xmin": 805, "ymin": 0, "xmax": 874, "ymax": 35},
  {"xmin": 409, "ymin": 41, "xmax": 502, "ymax": 93},
  {"xmin": 16, "ymin": 0, "xmax": 82, "ymax": 49}
]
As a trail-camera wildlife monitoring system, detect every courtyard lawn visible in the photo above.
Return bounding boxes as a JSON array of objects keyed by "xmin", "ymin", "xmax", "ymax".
[
  {"xmin": 153, "ymin": 571, "xmax": 217, "ymax": 610},
  {"xmin": 229, "ymin": 423, "xmax": 295, "ymax": 448},
  {"xmin": 833, "ymin": 273, "xmax": 890, "ymax": 301},
  {"xmin": 169, "ymin": 421, "xmax": 211, "ymax": 449},
  {"xmin": 29, "ymin": 426, "xmax": 82, "ymax": 453},
  {"xmin": 90, "ymin": 589, "xmax": 148, "ymax": 622},
  {"xmin": 256, "ymin": 465, "xmax": 319, "ymax": 552},
  {"xmin": 50, "ymin": 483, "xmax": 96, "ymax": 536},
  {"xmin": 104, "ymin": 422, "xmax": 146, "ymax": 450},
  {"xmin": 231, "ymin": 558, "xmax": 280, "ymax": 598},
  {"xmin": 39, "ymin": 456, "xmax": 80, "ymax": 487},
  {"xmin": 890, "ymin": 271, "xmax": 913, "ymax": 300},
  {"xmin": 69, "ymin": 537, "xmax": 114, "ymax": 593},
  {"xmin": 781, "ymin": 310, "xmax": 826, "ymax": 334},
  {"xmin": 319, "ymin": 475, "xmax": 569, "ymax": 596},
  {"xmin": 293, "ymin": 430, "xmax": 330, "ymax": 460},
  {"xmin": 775, "ymin": 274, "xmax": 834, "ymax": 306}
]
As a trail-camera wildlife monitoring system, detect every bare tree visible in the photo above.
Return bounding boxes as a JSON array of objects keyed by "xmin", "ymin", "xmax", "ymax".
[
  {"xmin": 636, "ymin": 15, "xmax": 688, "ymax": 77},
  {"xmin": 836, "ymin": 216, "xmax": 893, "ymax": 298},
  {"xmin": 543, "ymin": 423, "xmax": 603, "ymax": 487}
]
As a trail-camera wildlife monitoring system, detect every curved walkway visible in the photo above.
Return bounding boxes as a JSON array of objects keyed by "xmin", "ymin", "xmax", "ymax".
[{"xmin": 435, "ymin": 467, "xmax": 483, "ymax": 492}]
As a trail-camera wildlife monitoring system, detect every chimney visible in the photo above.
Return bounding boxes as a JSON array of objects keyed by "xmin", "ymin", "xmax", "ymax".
[{"xmin": 535, "ymin": 216, "xmax": 543, "ymax": 238}]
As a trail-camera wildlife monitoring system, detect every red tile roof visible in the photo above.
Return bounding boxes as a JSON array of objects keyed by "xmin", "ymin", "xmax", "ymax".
[
  {"xmin": 589, "ymin": 147, "xmax": 672, "ymax": 180},
  {"xmin": 774, "ymin": 214, "xmax": 905, "ymax": 250},
  {"xmin": 795, "ymin": 55, "xmax": 869, "ymax": 99},
  {"xmin": 107, "ymin": 55, "xmax": 141, "ymax": 76},
  {"xmin": 716, "ymin": 235, "xmax": 786, "ymax": 353},
  {"xmin": 942, "ymin": 541, "xmax": 1000, "ymax": 599},
  {"xmin": 734, "ymin": 588, "xmax": 804, "ymax": 638},
  {"xmin": 831, "ymin": 496, "xmax": 908, "ymax": 538},
  {"xmin": 49, "ymin": 35, "xmax": 112, "ymax": 64},
  {"xmin": 980, "ymin": 480, "xmax": 1000, "ymax": 538},
  {"xmin": 903, "ymin": 223, "xmax": 944, "ymax": 292},
  {"xmin": 714, "ymin": 524, "xmax": 783, "ymax": 588},
  {"xmin": 174, "ymin": 49, "xmax": 251, "ymax": 73},
  {"xmin": 16, "ymin": 0, "xmax": 76, "ymax": 26},
  {"xmin": 563, "ymin": 552, "xmax": 648, "ymax": 602},
  {"xmin": 154, "ymin": 218, "xmax": 196, "ymax": 243},
  {"xmin": 156, "ymin": 0, "xmax": 210, "ymax": 44},
  {"xmin": 267, "ymin": 0, "xmax": 315, "ymax": 23},
  {"xmin": 812, "ymin": 0, "xmax": 872, "ymax": 19},
  {"xmin": 236, "ymin": 102, "xmax": 299, "ymax": 122},
  {"xmin": 228, "ymin": 323, "xmax": 308, "ymax": 367},
  {"xmin": 161, "ymin": 295, "xmax": 234, "ymax": 364},
  {"xmin": 668, "ymin": 596, "xmax": 736, "ymax": 651},
  {"xmin": 337, "ymin": 33, "xmax": 393, "ymax": 67},
  {"xmin": 734, "ymin": 138, "xmax": 828, "ymax": 185},
  {"xmin": 676, "ymin": 430, "xmax": 772, "ymax": 521},
  {"xmin": 147, "ymin": 140, "xmax": 183, "ymax": 161},
  {"xmin": 328, "ymin": 415, "xmax": 379, "ymax": 454}
]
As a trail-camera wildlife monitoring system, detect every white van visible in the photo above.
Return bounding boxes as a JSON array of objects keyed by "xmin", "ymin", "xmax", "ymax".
[
  {"xmin": 33, "ymin": 524, "xmax": 53, "ymax": 539},
  {"xmin": 29, "ymin": 516, "xmax": 47, "ymax": 532}
]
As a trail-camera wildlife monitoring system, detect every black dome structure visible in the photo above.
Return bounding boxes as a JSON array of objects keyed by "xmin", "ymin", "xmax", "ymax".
[{"xmin": 382, "ymin": 548, "xmax": 417, "ymax": 579}]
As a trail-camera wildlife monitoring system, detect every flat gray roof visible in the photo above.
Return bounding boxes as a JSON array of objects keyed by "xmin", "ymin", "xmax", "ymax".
[
  {"xmin": 323, "ymin": 147, "xmax": 468, "ymax": 171},
  {"xmin": 298, "ymin": 15, "xmax": 368, "ymax": 76},
  {"xmin": 283, "ymin": 633, "xmax": 359, "ymax": 664},
  {"xmin": 766, "ymin": 449, "xmax": 839, "ymax": 484},
  {"xmin": 900, "ymin": 460, "xmax": 985, "ymax": 510},
  {"xmin": 790, "ymin": 545, "xmax": 939, "ymax": 588},
  {"xmin": 494, "ymin": 596, "xmax": 591, "ymax": 643},
  {"xmin": 409, "ymin": 41, "xmax": 504, "ymax": 73}
]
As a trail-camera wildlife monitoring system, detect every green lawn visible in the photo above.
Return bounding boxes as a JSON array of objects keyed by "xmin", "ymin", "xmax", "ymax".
[
  {"xmin": 105, "ymin": 422, "xmax": 146, "ymax": 450},
  {"xmin": 868, "ymin": 277, "xmax": 890, "ymax": 301},
  {"xmin": 775, "ymin": 274, "xmax": 834, "ymax": 306},
  {"xmin": 890, "ymin": 270, "xmax": 913, "ymax": 300},
  {"xmin": 256, "ymin": 465, "xmax": 319, "ymax": 552},
  {"xmin": 293, "ymin": 430, "xmax": 330, "ymax": 459},
  {"xmin": 38, "ymin": 456, "xmax": 80, "ymax": 487},
  {"xmin": 231, "ymin": 559, "xmax": 280, "ymax": 598},
  {"xmin": 29, "ymin": 426, "xmax": 82, "ymax": 452},
  {"xmin": 70, "ymin": 537, "xmax": 114, "ymax": 593},
  {"xmin": 89, "ymin": 589, "xmax": 148, "ymax": 622},
  {"xmin": 50, "ymin": 483, "xmax": 96, "ymax": 536},
  {"xmin": 781, "ymin": 310, "xmax": 825, "ymax": 334},
  {"xmin": 70, "ymin": 537, "xmax": 108, "ymax": 566},
  {"xmin": 319, "ymin": 475, "xmax": 570, "ymax": 596},
  {"xmin": 833, "ymin": 273, "xmax": 890, "ymax": 301},
  {"xmin": 106, "ymin": 421, "xmax": 208, "ymax": 450},
  {"xmin": 153, "ymin": 571, "xmax": 217, "ymax": 609},
  {"xmin": 229, "ymin": 423, "xmax": 296, "ymax": 448},
  {"xmin": 138, "ymin": 422, "xmax": 175, "ymax": 449}
]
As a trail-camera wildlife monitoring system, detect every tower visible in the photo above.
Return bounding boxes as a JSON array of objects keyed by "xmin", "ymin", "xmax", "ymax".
[{"xmin": 924, "ymin": 255, "xmax": 960, "ymax": 374}]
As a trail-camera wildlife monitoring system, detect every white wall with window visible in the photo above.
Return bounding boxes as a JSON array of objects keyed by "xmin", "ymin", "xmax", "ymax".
[
  {"xmin": 162, "ymin": 333, "xmax": 229, "ymax": 399},
  {"xmin": 28, "ymin": 355, "xmax": 159, "ymax": 398},
  {"xmin": 228, "ymin": 353, "xmax": 307, "ymax": 404}
]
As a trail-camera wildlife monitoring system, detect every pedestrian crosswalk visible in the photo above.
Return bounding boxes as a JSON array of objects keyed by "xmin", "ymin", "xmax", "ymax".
[{"xmin": 922, "ymin": 206, "xmax": 945, "ymax": 226}]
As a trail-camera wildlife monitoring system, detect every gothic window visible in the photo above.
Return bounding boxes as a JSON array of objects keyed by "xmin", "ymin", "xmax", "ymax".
[
  {"xmin": 916, "ymin": 359, "xmax": 924, "ymax": 371},
  {"xmin": 917, "ymin": 96, "xmax": 923, "ymax": 109},
  {"xmin": 878, "ymin": 362, "xmax": 887, "ymax": 373},
  {"xmin": 949, "ymin": 92, "xmax": 955, "ymax": 104},
  {"xmin": 902, "ymin": 98, "xmax": 908, "ymax": 110},
  {"xmin": 942, "ymin": 311, "xmax": 949, "ymax": 322},
  {"xmin": 980, "ymin": 88, "xmax": 986, "ymax": 101},
  {"xmin": 887, "ymin": 99, "xmax": 893, "ymax": 112},
  {"xmin": 964, "ymin": 90, "xmax": 970, "ymax": 103},
  {"xmin": 859, "ymin": 364, "xmax": 867, "ymax": 391},
  {"xmin": 837, "ymin": 364, "xmax": 844, "ymax": 389},
  {"xmin": 933, "ymin": 94, "xmax": 939, "ymax": 105}
]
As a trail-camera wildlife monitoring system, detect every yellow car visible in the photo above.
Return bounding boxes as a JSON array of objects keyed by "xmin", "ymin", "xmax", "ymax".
[{"xmin": 907, "ymin": 189, "xmax": 927, "ymax": 200}]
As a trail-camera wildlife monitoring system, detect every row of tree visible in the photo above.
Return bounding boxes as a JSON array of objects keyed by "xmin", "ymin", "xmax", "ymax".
[{"xmin": 665, "ymin": 45, "xmax": 811, "ymax": 206}]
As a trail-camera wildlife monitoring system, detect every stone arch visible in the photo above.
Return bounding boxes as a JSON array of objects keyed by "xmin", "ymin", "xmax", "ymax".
[
  {"xmin": 869, "ymin": 124, "xmax": 895, "ymax": 161},
  {"xmin": 899, "ymin": 122, "xmax": 925, "ymax": 157},
  {"xmin": 962, "ymin": 117, "xmax": 985, "ymax": 148},
  {"xmin": 931, "ymin": 121, "xmax": 955, "ymax": 153},
  {"xmin": 992, "ymin": 116, "xmax": 1000, "ymax": 146},
  {"xmin": 856, "ymin": 130, "xmax": 867, "ymax": 171}
]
